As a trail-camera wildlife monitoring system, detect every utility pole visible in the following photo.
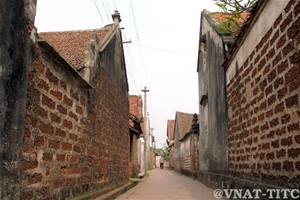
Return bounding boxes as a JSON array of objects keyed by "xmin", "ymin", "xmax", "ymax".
[
  {"xmin": 141, "ymin": 86, "xmax": 150, "ymax": 171},
  {"xmin": 150, "ymin": 127, "xmax": 155, "ymax": 148}
]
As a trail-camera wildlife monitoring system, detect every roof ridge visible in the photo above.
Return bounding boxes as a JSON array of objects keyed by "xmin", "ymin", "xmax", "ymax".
[{"xmin": 38, "ymin": 25, "xmax": 112, "ymax": 34}]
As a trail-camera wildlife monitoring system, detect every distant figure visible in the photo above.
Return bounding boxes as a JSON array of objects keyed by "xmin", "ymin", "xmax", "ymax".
[{"xmin": 159, "ymin": 156, "xmax": 165, "ymax": 169}]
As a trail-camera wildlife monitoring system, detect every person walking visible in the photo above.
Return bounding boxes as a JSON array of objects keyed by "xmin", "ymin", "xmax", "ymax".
[{"xmin": 159, "ymin": 156, "xmax": 165, "ymax": 169}]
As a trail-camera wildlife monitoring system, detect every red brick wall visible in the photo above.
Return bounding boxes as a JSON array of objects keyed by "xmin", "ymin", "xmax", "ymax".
[
  {"xmin": 227, "ymin": 0, "xmax": 299, "ymax": 187},
  {"xmin": 22, "ymin": 44, "xmax": 129, "ymax": 199}
]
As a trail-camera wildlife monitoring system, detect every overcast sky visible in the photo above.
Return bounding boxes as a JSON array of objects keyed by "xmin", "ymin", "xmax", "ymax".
[{"xmin": 35, "ymin": 0, "xmax": 219, "ymax": 148}]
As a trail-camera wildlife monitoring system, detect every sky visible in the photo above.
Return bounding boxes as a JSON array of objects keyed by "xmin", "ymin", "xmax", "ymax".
[{"xmin": 35, "ymin": 0, "xmax": 219, "ymax": 148}]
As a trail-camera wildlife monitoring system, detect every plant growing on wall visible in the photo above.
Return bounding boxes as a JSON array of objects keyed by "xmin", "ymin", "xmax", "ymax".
[{"xmin": 213, "ymin": 0, "xmax": 258, "ymax": 34}]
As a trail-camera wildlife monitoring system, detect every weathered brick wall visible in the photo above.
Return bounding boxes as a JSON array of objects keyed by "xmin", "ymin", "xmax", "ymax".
[
  {"xmin": 191, "ymin": 134, "xmax": 199, "ymax": 178},
  {"xmin": 169, "ymin": 147, "xmax": 175, "ymax": 169},
  {"xmin": 227, "ymin": 0, "xmax": 299, "ymax": 188},
  {"xmin": 180, "ymin": 134, "xmax": 199, "ymax": 178},
  {"xmin": 181, "ymin": 156, "xmax": 192, "ymax": 173},
  {"xmin": 22, "ymin": 43, "xmax": 129, "ymax": 199}
]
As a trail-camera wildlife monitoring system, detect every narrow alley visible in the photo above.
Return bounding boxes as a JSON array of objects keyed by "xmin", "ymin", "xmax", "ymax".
[
  {"xmin": 116, "ymin": 169, "xmax": 216, "ymax": 200},
  {"xmin": 1, "ymin": 0, "xmax": 299, "ymax": 199}
]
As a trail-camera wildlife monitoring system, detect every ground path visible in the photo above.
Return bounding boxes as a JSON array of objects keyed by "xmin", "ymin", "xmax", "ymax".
[{"xmin": 116, "ymin": 168, "xmax": 217, "ymax": 200}]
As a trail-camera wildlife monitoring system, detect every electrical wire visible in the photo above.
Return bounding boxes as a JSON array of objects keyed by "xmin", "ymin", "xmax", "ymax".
[
  {"xmin": 93, "ymin": 0, "xmax": 105, "ymax": 26},
  {"xmin": 124, "ymin": 45, "xmax": 141, "ymax": 94},
  {"xmin": 102, "ymin": 1, "xmax": 111, "ymax": 23},
  {"xmin": 130, "ymin": 0, "xmax": 150, "ymax": 87},
  {"xmin": 105, "ymin": 1, "xmax": 112, "ymax": 16},
  {"xmin": 131, "ymin": 43, "xmax": 196, "ymax": 56},
  {"xmin": 113, "ymin": 0, "xmax": 117, "ymax": 10},
  {"xmin": 122, "ymin": 31, "xmax": 143, "ymax": 95}
]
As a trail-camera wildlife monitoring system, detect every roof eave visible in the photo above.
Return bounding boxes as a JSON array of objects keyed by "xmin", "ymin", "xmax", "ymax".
[{"xmin": 37, "ymin": 39, "xmax": 93, "ymax": 89}]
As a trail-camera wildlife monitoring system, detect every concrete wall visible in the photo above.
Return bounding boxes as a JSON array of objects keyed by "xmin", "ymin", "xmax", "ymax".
[
  {"xmin": 0, "ymin": 0, "xmax": 36, "ymax": 199},
  {"xmin": 226, "ymin": 0, "xmax": 300, "ymax": 189},
  {"xmin": 21, "ymin": 29, "xmax": 129, "ymax": 199},
  {"xmin": 197, "ymin": 11, "xmax": 228, "ymax": 177}
]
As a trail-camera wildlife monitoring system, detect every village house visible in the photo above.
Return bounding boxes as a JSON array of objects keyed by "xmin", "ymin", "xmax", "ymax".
[
  {"xmin": 197, "ymin": 10, "xmax": 230, "ymax": 183},
  {"xmin": 129, "ymin": 95, "xmax": 143, "ymax": 178},
  {"xmin": 173, "ymin": 111, "xmax": 199, "ymax": 177},
  {"xmin": 21, "ymin": 11, "xmax": 132, "ymax": 199},
  {"xmin": 197, "ymin": 0, "xmax": 300, "ymax": 192}
]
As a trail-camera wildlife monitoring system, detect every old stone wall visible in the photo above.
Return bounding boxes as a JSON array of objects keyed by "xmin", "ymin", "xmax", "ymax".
[
  {"xmin": 21, "ymin": 40, "xmax": 129, "ymax": 199},
  {"xmin": 0, "ymin": 0, "xmax": 35, "ymax": 199},
  {"xmin": 227, "ymin": 0, "xmax": 300, "ymax": 188},
  {"xmin": 169, "ymin": 147, "xmax": 175, "ymax": 169},
  {"xmin": 129, "ymin": 134, "xmax": 139, "ymax": 177}
]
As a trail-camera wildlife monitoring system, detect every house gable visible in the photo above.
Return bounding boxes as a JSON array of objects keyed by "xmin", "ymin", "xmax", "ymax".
[{"xmin": 38, "ymin": 11, "xmax": 128, "ymax": 97}]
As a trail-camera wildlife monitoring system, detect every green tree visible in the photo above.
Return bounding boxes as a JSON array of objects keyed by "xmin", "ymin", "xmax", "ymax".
[
  {"xmin": 213, "ymin": 0, "xmax": 258, "ymax": 33},
  {"xmin": 156, "ymin": 144, "xmax": 170, "ymax": 161}
]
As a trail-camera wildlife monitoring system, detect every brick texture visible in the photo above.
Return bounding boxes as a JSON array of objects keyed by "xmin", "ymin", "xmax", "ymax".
[
  {"xmin": 22, "ymin": 44, "xmax": 129, "ymax": 198},
  {"xmin": 227, "ymin": 0, "xmax": 300, "ymax": 187}
]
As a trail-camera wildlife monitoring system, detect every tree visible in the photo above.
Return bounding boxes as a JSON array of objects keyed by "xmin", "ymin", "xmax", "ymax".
[
  {"xmin": 213, "ymin": 0, "xmax": 258, "ymax": 33},
  {"xmin": 155, "ymin": 144, "xmax": 170, "ymax": 161}
]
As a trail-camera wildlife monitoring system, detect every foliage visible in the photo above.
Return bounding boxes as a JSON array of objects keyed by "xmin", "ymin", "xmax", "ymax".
[
  {"xmin": 213, "ymin": 0, "xmax": 258, "ymax": 33},
  {"xmin": 156, "ymin": 144, "xmax": 170, "ymax": 161}
]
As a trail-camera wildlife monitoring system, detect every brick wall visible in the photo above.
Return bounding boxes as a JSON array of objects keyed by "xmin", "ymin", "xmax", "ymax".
[
  {"xmin": 180, "ymin": 134, "xmax": 199, "ymax": 178},
  {"xmin": 181, "ymin": 156, "xmax": 192, "ymax": 173},
  {"xmin": 22, "ymin": 43, "xmax": 129, "ymax": 199},
  {"xmin": 169, "ymin": 147, "xmax": 175, "ymax": 169},
  {"xmin": 227, "ymin": 0, "xmax": 299, "ymax": 188}
]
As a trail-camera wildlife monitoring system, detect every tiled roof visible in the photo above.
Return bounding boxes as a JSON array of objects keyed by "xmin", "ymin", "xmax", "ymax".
[
  {"xmin": 208, "ymin": 12, "xmax": 250, "ymax": 37},
  {"xmin": 175, "ymin": 111, "xmax": 194, "ymax": 141},
  {"xmin": 213, "ymin": 12, "xmax": 249, "ymax": 26},
  {"xmin": 167, "ymin": 120, "xmax": 175, "ymax": 140},
  {"xmin": 39, "ymin": 27, "xmax": 111, "ymax": 70}
]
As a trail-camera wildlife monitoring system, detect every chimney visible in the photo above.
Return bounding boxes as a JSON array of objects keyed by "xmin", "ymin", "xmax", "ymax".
[{"xmin": 112, "ymin": 10, "xmax": 121, "ymax": 23}]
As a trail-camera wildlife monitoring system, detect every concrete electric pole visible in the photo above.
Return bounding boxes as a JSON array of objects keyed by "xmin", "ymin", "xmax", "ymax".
[{"xmin": 141, "ymin": 86, "xmax": 150, "ymax": 171}]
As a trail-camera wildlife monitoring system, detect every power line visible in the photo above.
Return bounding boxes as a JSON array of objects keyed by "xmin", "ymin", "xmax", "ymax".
[
  {"xmin": 124, "ymin": 45, "xmax": 141, "ymax": 94},
  {"xmin": 113, "ymin": 0, "xmax": 117, "ymax": 10},
  {"xmin": 132, "ymin": 43, "xmax": 196, "ymax": 56},
  {"xmin": 122, "ymin": 31, "xmax": 143, "ymax": 95},
  {"xmin": 130, "ymin": 0, "xmax": 150, "ymax": 87},
  {"xmin": 105, "ymin": 1, "xmax": 112, "ymax": 15},
  {"xmin": 93, "ymin": 0, "xmax": 105, "ymax": 26},
  {"xmin": 124, "ymin": 46, "xmax": 143, "ymax": 94},
  {"xmin": 102, "ymin": 1, "xmax": 111, "ymax": 23}
]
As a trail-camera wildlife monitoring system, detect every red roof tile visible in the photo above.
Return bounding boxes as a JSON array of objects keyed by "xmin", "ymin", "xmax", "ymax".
[
  {"xmin": 175, "ymin": 111, "xmax": 194, "ymax": 141},
  {"xmin": 39, "ymin": 27, "xmax": 111, "ymax": 70},
  {"xmin": 213, "ymin": 12, "xmax": 249, "ymax": 25},
  {"xmin": 210, "ymin": 12, "xmax": 250, "ymax": 36}
]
